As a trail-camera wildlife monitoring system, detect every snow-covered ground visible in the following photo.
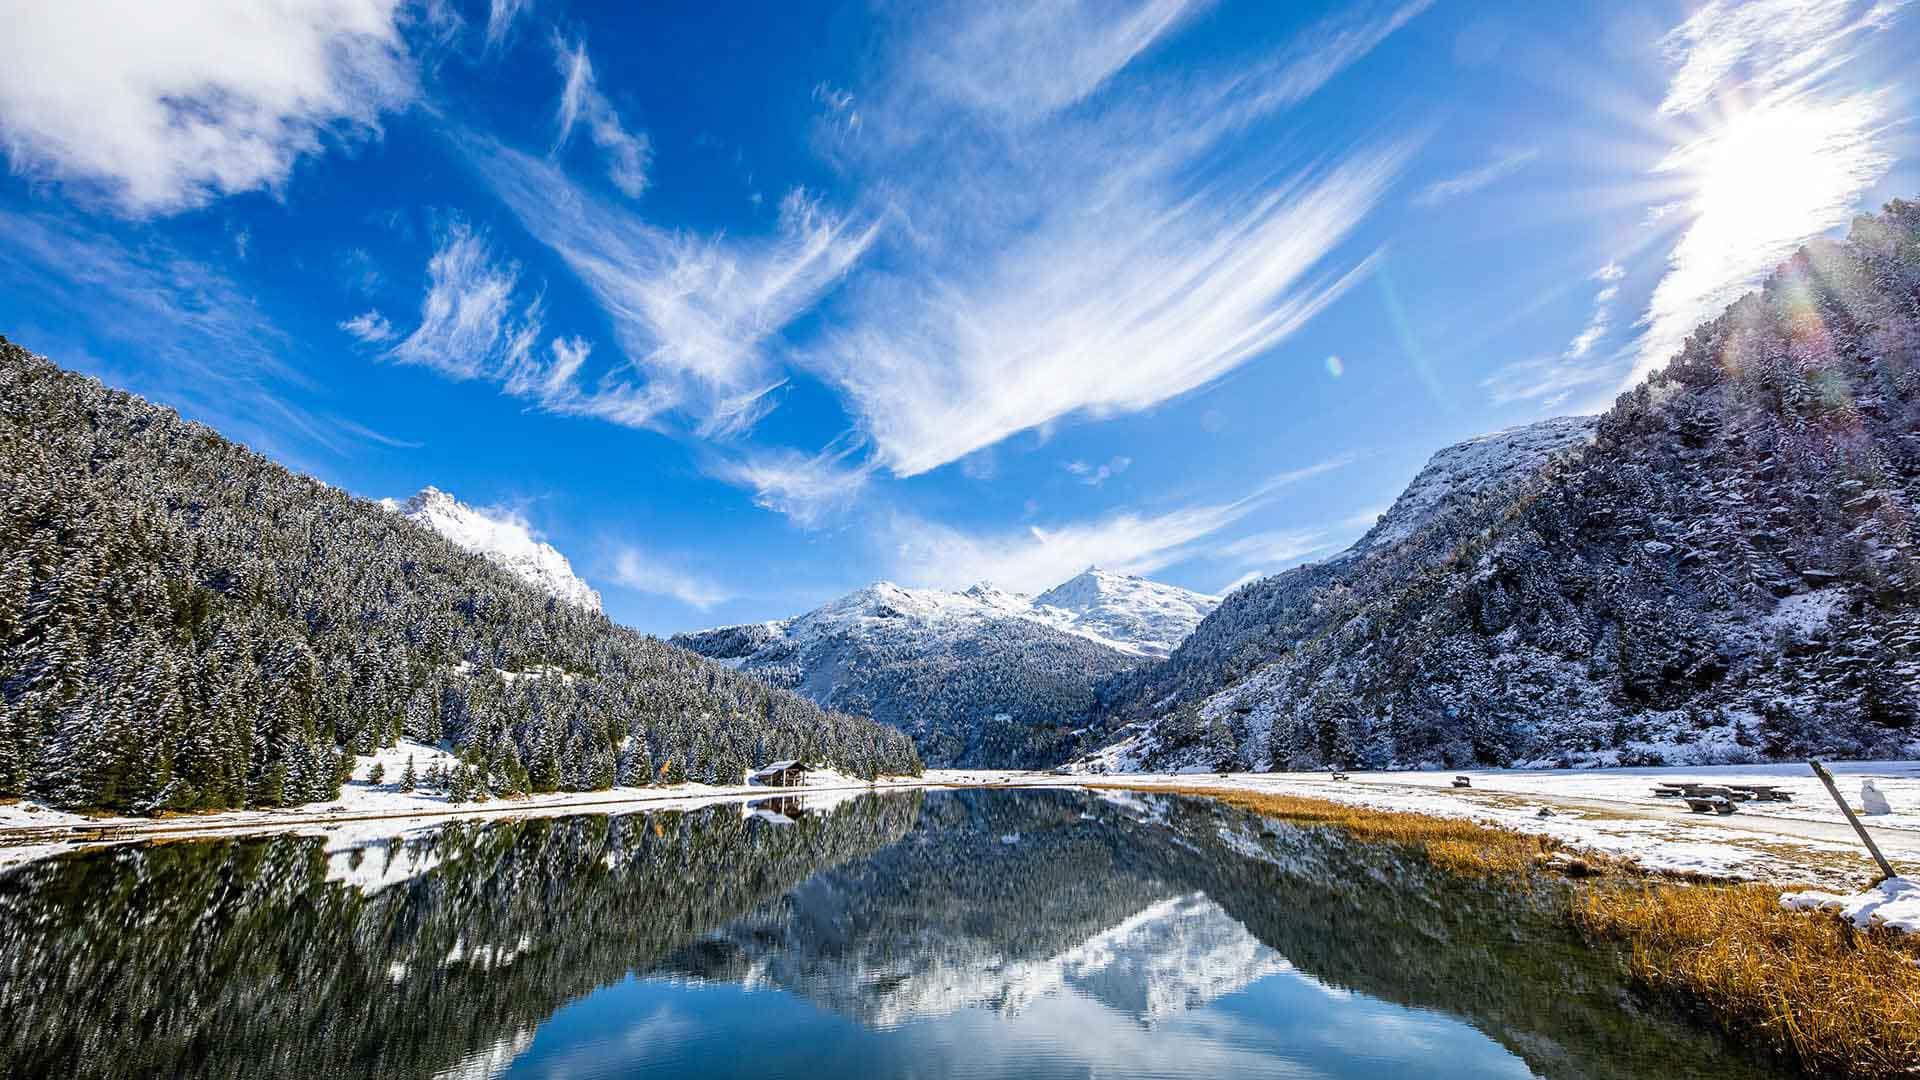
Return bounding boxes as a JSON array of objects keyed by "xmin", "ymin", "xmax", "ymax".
[
  {"xmin": 7, "ymin": 755, "xmax": 1917, "ymax": 891},
  {"xmin": 1050, "ymin": 762, "xmax": 1920, "ymax": 887}
]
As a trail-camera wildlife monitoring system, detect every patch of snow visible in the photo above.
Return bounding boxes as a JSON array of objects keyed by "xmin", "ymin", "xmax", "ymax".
[
  {"xmin": 1783, "ymin": 876, "xmax": 1920, "ymax": 934},
  {"xmin": 1764, "ymin": 587, "xmax": 1847, "ymax": 639}
]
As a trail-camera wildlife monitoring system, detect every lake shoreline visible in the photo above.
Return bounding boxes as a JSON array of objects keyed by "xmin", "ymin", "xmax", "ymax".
[{"xmin": 6, "ymin": 760, "xmax": 1918, "ymax": 887}]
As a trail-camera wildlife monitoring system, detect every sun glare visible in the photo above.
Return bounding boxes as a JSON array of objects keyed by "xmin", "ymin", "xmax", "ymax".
[{"xmin": 1632, "ymin": 91, "xmax": 1891, "ymax": 381}]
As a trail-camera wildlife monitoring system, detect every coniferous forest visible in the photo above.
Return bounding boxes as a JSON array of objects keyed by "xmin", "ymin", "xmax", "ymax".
[{"xmin": 0, "ymin": 338, "xmax": 920, "ymax": 812}]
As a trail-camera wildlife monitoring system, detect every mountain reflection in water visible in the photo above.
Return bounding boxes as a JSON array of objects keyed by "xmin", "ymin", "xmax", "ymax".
[{"xmin": 0, "ymin": 789, "xmax": 1786, "ymax": 1079}]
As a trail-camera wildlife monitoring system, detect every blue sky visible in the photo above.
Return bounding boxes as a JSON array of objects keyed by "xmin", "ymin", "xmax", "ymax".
[{"xmin": 2, "ymin": 0, "xmax": 1916, "ymax": 634}]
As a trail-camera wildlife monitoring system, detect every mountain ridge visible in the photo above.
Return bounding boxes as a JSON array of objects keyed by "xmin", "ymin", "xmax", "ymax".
[{"xmin": 672, "ymin": 569, "xmax": 1219, "ymax": 767}]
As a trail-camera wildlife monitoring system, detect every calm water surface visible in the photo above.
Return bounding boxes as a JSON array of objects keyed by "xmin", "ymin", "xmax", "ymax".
[{"xmin": 0, "ymin": 789, "xmax": 1786, "ymax": 1079}]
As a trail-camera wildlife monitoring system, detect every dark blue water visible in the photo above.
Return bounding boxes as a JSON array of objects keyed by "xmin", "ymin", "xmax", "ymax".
[{"xmin": 0, "ymin": 789, "xmax": 1783, "ymax": 1079}]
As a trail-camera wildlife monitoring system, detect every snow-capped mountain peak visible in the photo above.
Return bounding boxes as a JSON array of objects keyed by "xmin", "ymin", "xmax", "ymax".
[
  {"xmin": 1031, "ymin": 568, "xmax": 1223, "ymax": 658},
  {"xmin": 381, "ymin": 487, "xmax": 602, "ymax": 614}
]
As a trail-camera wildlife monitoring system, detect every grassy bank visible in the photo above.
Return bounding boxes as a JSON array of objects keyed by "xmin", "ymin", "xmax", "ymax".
[
  {"xmin": 1112, "ymin": 783, "xmax": 1917, "ymax": 1078},
  {"xmin": 1573, "ymin": 882, "xmax": 1920, "ymax": 1078}
]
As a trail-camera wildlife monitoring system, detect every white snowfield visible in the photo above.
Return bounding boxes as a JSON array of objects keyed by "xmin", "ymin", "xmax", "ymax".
[
  {"xmin": 381, "ymin": 486, "xmax": 603, "ymax": 614},
  {"xmin": 6, "ymin": 753, "xmax": 1917, "ymax": 902}
]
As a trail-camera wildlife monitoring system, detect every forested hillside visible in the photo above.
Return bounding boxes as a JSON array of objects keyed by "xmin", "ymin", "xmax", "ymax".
[
  {"xmin": 0, "ymin": 340, "xmax": 919, "ymax": 811},
  {"xmin": 1086, "ymin": 200, "xmax": 1920, "ymax": 772}
]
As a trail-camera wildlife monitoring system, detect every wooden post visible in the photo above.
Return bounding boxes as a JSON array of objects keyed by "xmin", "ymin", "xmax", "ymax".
[{"xmin": 1809, "ymin": 760, "xmax": 1898, "ymax": 881}]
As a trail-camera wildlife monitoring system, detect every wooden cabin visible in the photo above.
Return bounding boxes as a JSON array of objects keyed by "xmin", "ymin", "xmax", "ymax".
[{"xmin": 747, "ymin": 760, "xmax": 814, "ymax": 787}]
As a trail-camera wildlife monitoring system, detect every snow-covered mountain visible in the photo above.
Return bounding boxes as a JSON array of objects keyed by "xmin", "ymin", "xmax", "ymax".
[
  {"xmin": 381, "ymin": 487, "xmax": 602, "ymax": 614},
  {"xmin": 1080, "ymin": 414, "xmax": 1599, "ymax": 772},
  {"xmin": 1031, "ymin": 568, "xmax": 1222, "ymax": 658},
  {"xmin": 671, "ymin": 570, "xmax": 1217, "ymax": 766},
  {"xmin": 1084, "ymin": 203, "xmax": 1920, "ymax": 774}
]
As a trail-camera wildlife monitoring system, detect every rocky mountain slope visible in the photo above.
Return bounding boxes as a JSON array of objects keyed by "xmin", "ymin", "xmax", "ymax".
[
  {"xmin": 381, "ymin": 487, "xmax": 602, "ymax": 614},
  {"xmin": 0, "ymin": 338, "xmax": 919, "ymax": 810},
  {"xmin": 1078, "ymin": 414, "xmax": 1599, "ymax": 765},
  {"xmin": 1083, "ymin": 200, "xmax": 1920, "ymax": 773},
  {"xmin": 672, "ymin": 570, "xmax": 1217, "ymax": 767}
]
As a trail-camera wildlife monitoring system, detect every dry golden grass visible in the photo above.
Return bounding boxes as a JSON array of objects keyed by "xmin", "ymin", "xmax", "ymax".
[
  {"xmin": 1573, "ymin": 882, "xmax": 1920, "ymax": 1078},
  {"xmin": 1096, "ymin": 783, "xmax": 1572, "ymax": 876}
]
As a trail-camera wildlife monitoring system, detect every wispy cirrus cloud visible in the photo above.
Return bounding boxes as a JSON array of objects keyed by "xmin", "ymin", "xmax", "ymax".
[
  {"xmin": 1410, "ymin": 147, "xmax": 1538, "ymax": 208},
  {"xmin": 389, "ymin": 222, "xmax": 543, "ymax": 381},
  {"xmin": 370, "ymin": 226, "xmax": 683, "ymax": 430},
  {"xmin": 610, "ymin": 548, "xmax": 729, "ymax": 610},
  {"xmin": 0, "ymin": 209, "xmax": 412, "ymax": 462},
  {"xmin": 1629, "ymin": 0, "xmax": 1906, "ymax": 384},
  {"xmin": 708, "ymin": 436, "xmax": 874, "ymax": 528},
  {"xmin": 485, "ymin": 0, "xmax": 533, "ymax": 52},
  {"xmin": 884, "ymin": 457, "xmax": 1349, "ymax": 592},
  {"xmin": 552, "ymin": 34, "xmax": 651, "ymax": 198},
  {"xmin": 804, "ymin": 0, "xmax": 1428, "ymax": 477},
  {"xmin": 0, "ymin": 1, "xmax": 414, "ymax": 216},
  {"xmin": 1482, "ymin": 261, "xmax": 1630, "ymax": 408},
  {"xmin": 898, "ymin": 0, "xmax": 1202, "ymax": 127},
  {"xmin": 338, "ymin": 309, "xmax": 395, "ymax": 343},
  {"xmin": 462, "ymin": 136, "xmax": 881, "ymax": 436}
]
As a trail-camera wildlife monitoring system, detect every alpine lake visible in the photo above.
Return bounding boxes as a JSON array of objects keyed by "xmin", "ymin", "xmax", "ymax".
[{"xmin": 0, "ymin": 788, "xmax": 1792, "ymax": 1079}]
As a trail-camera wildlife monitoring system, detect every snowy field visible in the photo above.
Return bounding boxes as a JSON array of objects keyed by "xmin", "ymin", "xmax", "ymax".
[
  {"xmin": 6, "ymin": 751, "xmax": 1918, "ymax": 894},
  {"xmin": 1038, "ymin": 761, "xmax": 1920, "ymax": 887}
]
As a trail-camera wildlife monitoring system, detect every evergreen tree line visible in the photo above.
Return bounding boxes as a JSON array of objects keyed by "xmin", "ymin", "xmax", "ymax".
[
  {"xmin": 0, "ymin": 339, "xmax": 919, "ymax": 811},
  {"xmin": 1086, "ymin": 200, "xmax": 1920, "ymax": 771}
]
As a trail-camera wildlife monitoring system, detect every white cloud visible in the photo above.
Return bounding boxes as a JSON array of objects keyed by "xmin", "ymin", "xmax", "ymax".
[
  {"xmin": 0, "ymin": 210, "xmax": 427, "ymax": 463},
  {"xmin": 611, "ymin": 549, "xmax": 729, "ymax": 610},
  {"xmin": 1410, "ymin": 147, "xmax": 1538, "ymax": 208},
  {"xmin": 553, "ymin": 35, "xmax": 651, "ymax": 198},
  {"xmin": 485, "ymin": 0, "xmax": 532, "ymax": 52},
  {"xmin": 816, "ymin": 145, "xmax": 1410, "ymax": 477},
  {"xmin": 903, "ymin": 0, "xmax": 1201, "ymax": 126},
  {"xmin": 463, "ymin": 137, "xmax": 881, "ymax": 435},
  {"xmin": 709, "ymin": 438, "xmax": 875, "ymax": 528},
  {"xmin": 0, "ymin": 0, "xmax": 413, "ymax": 215},
  {"xmin": 1630, "ymin": 0, "xmax": 1904, "ymax": 384},
  {"xmin": 1482, "ymin": 261, "xmax": 1632, "ymax": 409},
  {"xmin": 383, "ymin": 227, "xmax": 676, "ymax": 427},
  {"xmin": 1563, "ymin": 262, "xmax": 1624, "ymax": 361},
  {"xmin": 339, "ymin": 309, "xmax": 394, "ymax": 343},
  {"xmin": 804, "ymin": 0, "xmax": 1426, "ymax": 476},
  {"xmin": 884, "ymin": 457, "xmax": 1348, "ymax": 592},
  {"xmin": 1215, "ymin": 527, "xmax": 1331, "ymax": 566},
  {"xmin": 1065, "ymin": 456, "xmax": 1133, "ymax": 486},
  {"xmin": 390, "ymin": 223, "xmax": 542, "ymax": 381}
]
